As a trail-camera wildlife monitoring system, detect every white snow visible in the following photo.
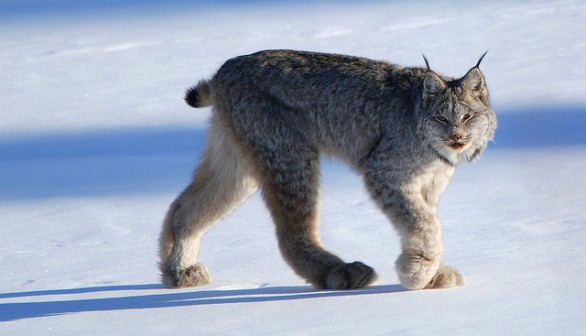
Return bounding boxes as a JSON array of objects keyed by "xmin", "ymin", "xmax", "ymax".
[{"xmin": 1, "ymin": 0, "xmax": 585, "ymax": 335}]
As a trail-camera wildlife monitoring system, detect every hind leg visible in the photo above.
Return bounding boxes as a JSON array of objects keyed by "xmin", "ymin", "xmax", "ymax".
[
  {"xmin": 159, "ymin": 121, "xmax": 258, "ymax": 288},
  {"xmin": 259, "ymin": 144, "xmax": 377, "ymax": 289}
]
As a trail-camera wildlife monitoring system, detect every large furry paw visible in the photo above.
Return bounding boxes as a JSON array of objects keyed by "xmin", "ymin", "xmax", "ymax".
[
  {"xmin": 162, "ymin": 263, "xmax": 212, "ymax": 288},
  {"xmin": 396, "ymin": 252, "xmax": 441, "ymax": 290},
  {"xmin": 325, "ymin": 261, "xmax": 378, "ymax": 290},
  {"xmin": 424, "ymin": 266, "xmax": 466, "ymax": 289}
]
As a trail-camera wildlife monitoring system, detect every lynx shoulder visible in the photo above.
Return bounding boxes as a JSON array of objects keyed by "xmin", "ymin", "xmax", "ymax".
[{"xmin": 159, "ymin": 50, "xmax": 497, "ymax": 290}]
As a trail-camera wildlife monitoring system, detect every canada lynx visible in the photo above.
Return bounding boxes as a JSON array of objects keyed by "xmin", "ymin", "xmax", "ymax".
[{"xmin": 159, "ymin": 50, "xmax": 496, "ymax": 290}]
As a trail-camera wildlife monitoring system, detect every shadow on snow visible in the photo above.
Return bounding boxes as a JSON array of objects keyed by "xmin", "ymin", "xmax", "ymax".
[
  {"xmin": 0, "ymin": 105, "xmax": 584, "ymax": 201},
  {"xmin": 0, "ymin": 283, "xmax": 406, "ymax": 321},
  {"xmin": 0, "ymin": 126, "xmax": 206, "ymax": 201},
  {"xmin": 494, "ymin": 106, "xmax": 586, "ymax": 149},
  {"xmin": 0, "ymin": 0, "xmax": 303, "ymax": 20}
]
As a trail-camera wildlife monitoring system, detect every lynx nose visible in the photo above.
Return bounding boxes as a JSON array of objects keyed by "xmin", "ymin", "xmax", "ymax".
[{"xmin": 449, "ymin": 133, "xmax": 463, "ymax": 142}]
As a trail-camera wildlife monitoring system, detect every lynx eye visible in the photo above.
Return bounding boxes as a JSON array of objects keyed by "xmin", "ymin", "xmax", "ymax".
[
  {"xmin": 435, "ymin": 115, "xmax": 448, "ymax": 124},
  {"xmin": 462, "ymin": 113, "xmax": 473, "ymax": 122}
]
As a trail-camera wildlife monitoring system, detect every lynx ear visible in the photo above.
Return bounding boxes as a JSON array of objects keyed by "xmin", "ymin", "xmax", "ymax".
[
  {"xmin": 460, "ymin": 67, "xmax": 488, "ymax": 105},
  {"xmin": 460, "ymin": 51, "xmax": 489, "ymax": 104},
  {"xmin": 422, "ymin": 71, "xmax": 446, "ymax": 109}
]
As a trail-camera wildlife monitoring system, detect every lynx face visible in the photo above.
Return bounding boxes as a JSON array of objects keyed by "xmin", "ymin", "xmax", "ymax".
[{"xmin": 420, "ymin": 68, "xmax": 497, "ymax": 165}]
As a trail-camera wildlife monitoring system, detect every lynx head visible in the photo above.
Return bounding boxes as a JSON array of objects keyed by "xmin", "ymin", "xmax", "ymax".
[{"xmin": 418, "ymin": 52, "xmax": 497, "ymax": 165}]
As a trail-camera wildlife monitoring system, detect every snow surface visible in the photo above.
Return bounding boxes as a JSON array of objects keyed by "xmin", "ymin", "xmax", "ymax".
[{"xmin": 1, "ymin": 0, "xmax": 585, "ymax": 335}]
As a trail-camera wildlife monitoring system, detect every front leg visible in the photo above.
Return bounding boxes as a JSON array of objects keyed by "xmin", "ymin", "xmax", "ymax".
[
  {"xmin": 394, "ymin": 211, "xmax": 447, "ymax": 289},
  {"xmin": 364, "ymin": 170, "xmax": 465, "ymax": 290},
  {"xmin": 395, "ymin": 224, "xmax": 464, "ymax": 289}
]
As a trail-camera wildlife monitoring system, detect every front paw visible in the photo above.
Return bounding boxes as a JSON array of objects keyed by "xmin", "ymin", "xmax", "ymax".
[
  {"xmin": 425, "ymin": 265, "xmax": 466, "ymax": 289},
  {"xmin": 325, "ymin": 261, "xmax": 378, "ymax": 290},
  {"xmin": 396, "ymin": 252, "xmax": 441, "ymax": 290}
]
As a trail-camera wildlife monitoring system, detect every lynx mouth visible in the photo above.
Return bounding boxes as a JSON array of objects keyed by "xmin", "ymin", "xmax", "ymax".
[{"xmin": 447, "ymin": 142, "xmax": 469, "ymax": 151}]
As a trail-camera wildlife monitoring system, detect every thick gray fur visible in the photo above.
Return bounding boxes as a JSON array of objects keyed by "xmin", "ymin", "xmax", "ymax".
[{"xmin": 159, "ymin": 50, "xmax": 497, "ymax": 290}]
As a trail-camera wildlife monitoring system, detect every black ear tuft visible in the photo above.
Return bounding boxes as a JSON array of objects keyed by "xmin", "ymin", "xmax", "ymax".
[
  {"xmin": 422, "ymin": 54, "xmax": 431, "ymax": 71},
  {"xmin": 475, "ymin": 50, "xmax": 488, "ymax": 68}
]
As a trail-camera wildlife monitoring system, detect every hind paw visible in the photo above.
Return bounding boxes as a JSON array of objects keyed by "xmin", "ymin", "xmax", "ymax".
[
  {"xmin": 163, "ymin": 263, "xmax": 212, "ymax": 288},
  {"xmin": 325, "ymin": 261, "xmax": 378, "ymax": 290}
]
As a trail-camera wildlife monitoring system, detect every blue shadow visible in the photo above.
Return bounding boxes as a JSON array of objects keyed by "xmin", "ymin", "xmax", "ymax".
[
  {"xmin": 0, "ymin": 0, "xmax": 318, "ymax": 20},
  {"xmin": 0, "ymin": 127, "xmax": 206, "ymax": 201},
  {"xmin": 0, "ymin": 283, "xmax": 406, "ymax": 322},
  {"xmin": 0, "ymin": 0, "xmax": 245, "ymax": 14},
  {"xmin": 493, "ymin": 106, "xmax": 586, "ymax": 149}
]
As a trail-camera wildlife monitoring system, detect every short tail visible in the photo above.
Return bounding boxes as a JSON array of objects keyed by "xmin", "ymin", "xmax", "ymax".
[{"xmin": 185, "ymin": 79, "xmax": 212, "ymax": 108}]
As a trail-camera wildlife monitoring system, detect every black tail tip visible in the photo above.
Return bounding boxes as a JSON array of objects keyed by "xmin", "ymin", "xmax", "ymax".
[{"xmin": 184, "ymin": 86, "xmax": 200, "ymax": 108}]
